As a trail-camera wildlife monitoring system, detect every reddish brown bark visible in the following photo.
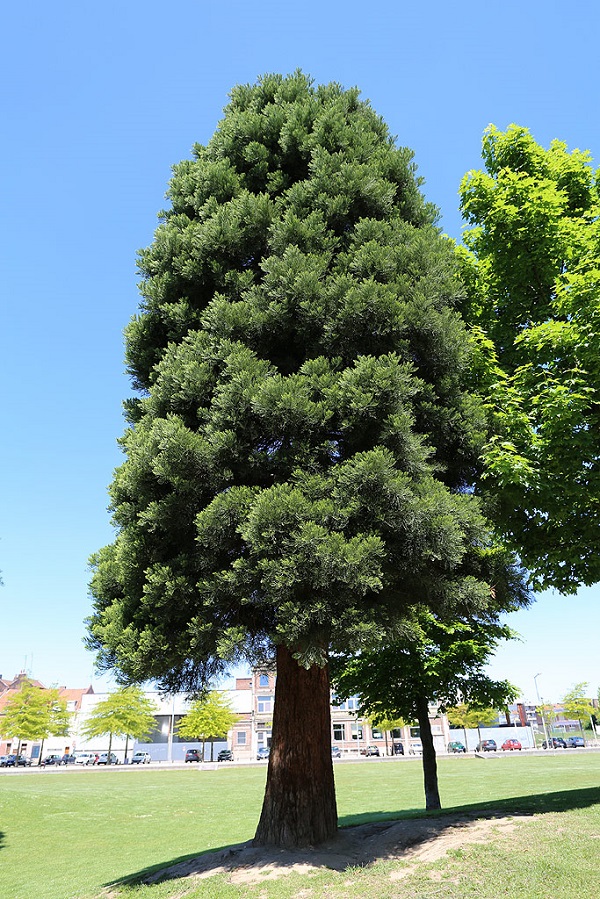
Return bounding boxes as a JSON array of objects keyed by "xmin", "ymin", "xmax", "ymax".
[{"xmin": 253, "ymin": 644, "xmax": 338, "ymax": 847}]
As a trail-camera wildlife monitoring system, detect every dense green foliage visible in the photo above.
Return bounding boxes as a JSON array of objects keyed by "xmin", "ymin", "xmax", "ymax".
[
  {"xmin": 177, "ymin": 691, "xmax": 239, "ymax": 741},
  {"xmin": 0, "ymin": 681, "xmax": 69, "ymax": 747},
  {"xmin": 333, "ymin": 608, "xmax": 519, "ymax": 723},
  {"xmin": 561, "ymin": 682, "xmax": 596, "ymax": 729},
  {"xmin": 459, "ymin": 125, "xmax": 600, "ymax": 591},
  {"xmin": 87, "ymin": 72, "xmax": 521, "ymax": 695},
  {"xmin": 81, "ymin": 686, "xmax": 158, "ymax": 746}
]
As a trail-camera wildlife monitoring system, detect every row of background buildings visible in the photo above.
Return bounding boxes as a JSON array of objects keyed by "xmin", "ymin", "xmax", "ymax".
[{"xmin": 0, "ymin": 669, "xmax": 597, "ymax": 763}]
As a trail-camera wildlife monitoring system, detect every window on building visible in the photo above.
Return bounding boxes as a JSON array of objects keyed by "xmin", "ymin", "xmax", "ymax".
[
  {"xmin": 371, "ymin": 728, "xmax": 383, "ymax": 740},
  {"xmin": 237, "ymin": 731, "xmax": 247, "ymax": 745},
  {"xmin": 257, "ymin": 695, "xmax": 273, "ymax": 714},
  {"xmin": 410, "ymin": 727, "xmax": 421, "ymax": 738},
  {"xmin": 333, "ymin": 723, "xmax": 344, "ymax": 742},
  {"xmin": 258, "ymin": 674, "xmax": 269, "ymax": 687},
  {"xmin": 351, "ymin": 724, "xmax": 363, "ymax": 741},
  {"xmin": 332, "ymin": 695, "xmax": 359, "ymax": 711}
]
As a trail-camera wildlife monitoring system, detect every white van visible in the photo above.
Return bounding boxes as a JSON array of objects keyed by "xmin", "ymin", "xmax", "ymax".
[{"xmin": 75, "ymin": 753, "xmax": 96, "ymax": 766}]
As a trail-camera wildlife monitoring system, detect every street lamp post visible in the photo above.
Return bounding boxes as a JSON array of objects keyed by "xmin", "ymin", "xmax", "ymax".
[{"xmin": 534, "ymin": 673, "xmax": 550, "ymax": 750}]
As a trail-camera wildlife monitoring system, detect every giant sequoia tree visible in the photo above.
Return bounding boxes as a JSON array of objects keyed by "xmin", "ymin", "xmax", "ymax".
[{"xmin": 87, "ymin": 73, "xmax": 519, "ymax": 847}]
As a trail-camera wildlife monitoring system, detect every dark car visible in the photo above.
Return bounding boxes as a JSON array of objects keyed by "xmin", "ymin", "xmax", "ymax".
[
  {"xmin": 475, "ymin": 739, "xmax": 497, "ymax": 752},
  {"xmin": 5, "ymin": 754, "xmax": 30, "ymax": 767},
  {"xmin": 542, "ymin": 737, "xmax": 567, "ymax": 749},
  {"xmin": 217, "ymin": 749, "xmax": 234, "ymax": 762},
  {"xmin": 566, "ymin": 736, "xmax": 585, "ymax": 748},
  {"xmin": 257, "ymin": 747, "xmax": 270, "ymax": 760},
  {"xmin": 61, "ymin": 754, "xmax": 77, "ymax": 765},
  {"xmin": 185, "ymin": 749, "xmax": 201, "ymax": 763},
  {"xmin": 447, "ymin": 741, "xmax": 466, "ymax": 753},
  {"xmin": 393, "ymin": 741, "xmax": 404, "ymax": 755},
  {"xmin": 331, "ymin": 745, "xmax": 342, "ymax": 758},
  {"xmin": 501, "ymin": 738, "xmax": 522, "ymax": 751},
  {"xmin": 42, "ymin": 754, "xmax": 63, "ymax": 766}
]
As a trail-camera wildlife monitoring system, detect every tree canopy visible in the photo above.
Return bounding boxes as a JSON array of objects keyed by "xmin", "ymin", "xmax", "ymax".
[
  {"xmin": 459, "ymin": 125, "xmax": 600, "ymax": 592},
  {"xmin": 561, "ymin": 682, "xmax": 596, "ymax": 729},
  {"xmin": 177, "ymin": 691, "xmax": 239, "ymax": 760},
  {"xmin": 0, "ymin": 681, "xmax": 69, "ymax": 757},
  {"xmin": 86, "ymin": 72, "xmax": 526, "ymax": 846},
  {"xmin": 333, "ymin": 606, "xmax": 519, "ymax": 808},
  {"xmin": 81, "ymin": 687, "xmax": 157, "ymax": 759}
]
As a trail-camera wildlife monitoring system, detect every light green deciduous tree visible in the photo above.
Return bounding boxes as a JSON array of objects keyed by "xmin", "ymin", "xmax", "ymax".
[
  {"xmin": 561, "ymin": 682, "xmax": 596, "ymax": 736},
  {"xmin": 0, "ymin": 681, "xmax": 69, "ymax": 763},
  {"xmin": 459, "ymin": 125, "xmax": 600, "ymax": 592},
  {"xmin": 81, "ymin": 687, "xmax": 158, "ymax": 762},
  {"xmin": 177, "ymin": 692, "xmax": 239, "ymax": 761}
]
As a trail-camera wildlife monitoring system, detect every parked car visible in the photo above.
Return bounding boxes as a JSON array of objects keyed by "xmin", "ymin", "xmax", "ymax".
[
  {"xmin": 501, "ymin": 738, "xmax": 522, "ymax": 751},
  {"xmin": 566, "ymin": 736, "xmax": 585, "ymax": 748},
  {"xmin": 131, "ymin": 751, "xmax": 152, "ymax": 764},
  {"xmin": 96, "ymin": 753, "xmax": 120, "ymax": 765},
  {"xmin": 0, "ymin": 756, "xmax": 10, "ymax": 767},
  {"xmin": 331, "ymin": 745, "xmax": 342, "ymax": 759},
  {"xmin": 75, "ymin": 753, "xmax": 96, "ymax": 766},
  {"xmin": 61, "ymin": 754, "xmax": 77, "ymax": 765},
  {"xmin": 408, "ymin": 739, "xmax": 423, "ymax": 755},
  {"xmin": 393, "ymin": 741, "xmax": 404, "ymax": 755},
  {"xmin": 542, "ymin": 737, "xmax": 567, "ymax": 749},
  {"xmin": 475, "ymin": 739, "xmax": 497, "ymax": 752},
  {"xmin": 361, "ymin": 745, "xmax": 380, "ymax": 757},
  {"xmin": 447, "ymin": 741, "xmax": 466, "ymax": 753},
  {"xmin": 42, "ymin": 754, "xmax": 63, "ymax": 766},
  {"xmin": 257, "ymin": 747, "xmax": 270, "ymax": 760},
  {"xmin": 5, "ymin": 754, "xmax": 30, "ymax": 767},
  {"xmin": 217, "ymin": 749, "xmax": 234, "ymax": 762},
  {"xmin": 185, "ymin": 749, "xmax": 201, "ymax": 763}
]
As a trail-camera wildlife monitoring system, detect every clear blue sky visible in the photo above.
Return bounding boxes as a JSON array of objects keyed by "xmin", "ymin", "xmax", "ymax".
[{"xmin": 1, "ymin": 0, "xmax": 598, "ymax": 705}]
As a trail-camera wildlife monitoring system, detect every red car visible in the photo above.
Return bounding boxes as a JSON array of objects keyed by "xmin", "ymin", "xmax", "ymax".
[{"xmin": 501, "ymin": 738, "xmax": 522, "ymax": 751}]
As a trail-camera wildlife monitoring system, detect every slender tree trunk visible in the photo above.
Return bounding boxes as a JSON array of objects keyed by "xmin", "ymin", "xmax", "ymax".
[
  {"xmin": 416, "ymin": 694, "xmax": 441, "ymax": 810},
  {"xmin": 254, "ymin": 644, "xmax": 338, "ymax": 848}
]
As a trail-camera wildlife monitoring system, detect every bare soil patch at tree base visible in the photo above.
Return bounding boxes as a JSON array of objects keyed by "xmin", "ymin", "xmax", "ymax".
[{"xmin": 140, "ymin": 811, "xmax": 532, "ymax": 887}]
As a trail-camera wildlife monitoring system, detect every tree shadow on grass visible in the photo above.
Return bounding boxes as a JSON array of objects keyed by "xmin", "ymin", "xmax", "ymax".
[
  {"xmin": 0, "ymin": 831, "xmax": 4, "ymax": 851},
  {"xmin": 105, "ymin": 785, "xmax": 600, "ymax": 892}
]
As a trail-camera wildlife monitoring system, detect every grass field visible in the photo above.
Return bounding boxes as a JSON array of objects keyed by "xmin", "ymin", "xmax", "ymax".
[{"xmin": 1, "ymin": 753, "xmax": 599, "ymax": 899}]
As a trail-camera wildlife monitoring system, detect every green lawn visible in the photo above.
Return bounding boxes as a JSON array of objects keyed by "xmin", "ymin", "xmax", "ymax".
[{"xmin": 1, "ymin": 754, "xmax": 599, "ymax": 899}]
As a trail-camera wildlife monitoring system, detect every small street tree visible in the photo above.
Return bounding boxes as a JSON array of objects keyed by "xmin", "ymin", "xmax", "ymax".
[
  {"xmin": 87, "ymin": 72, "xmax": 527, "ymax": 847},
  {"xmin": 177, "ymin": 692, "xmax": 239, "ymax": 760},
  {"xmin": 81, "ymin": 687, "xmax": 157, "ymax": 762},
  {"xmin": 446, "ymin": 703, "xmax": 499, "ymax": 751},
  {"xmin": 561, "ymin": 682, "xmax": 596, "ymax": 737},
  {"xmin": 0, "ymin": 681, "xmax": 69, "ymax": 763},
  {"xmin": 458, "ymin": 125, "xmax": 600, "ymax": 593},
  {"xmin": 333, "ymin": 607, "xmax": 520, "ymax": 810}
]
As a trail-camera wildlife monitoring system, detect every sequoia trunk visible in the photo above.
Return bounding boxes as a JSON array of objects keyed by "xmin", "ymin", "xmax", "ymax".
[
  {"xmin": 254, "ymin": 644, "xmax": 338, "ymax": 847},
  {"xmin": 416, "ymin": 693, "xmax": 441, "ymax": 810}
]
